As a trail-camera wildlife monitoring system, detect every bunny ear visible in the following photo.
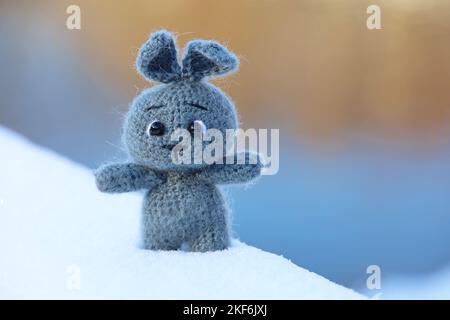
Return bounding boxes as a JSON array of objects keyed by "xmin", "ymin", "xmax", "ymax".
[
  {"xmin": 181, "ymin": 40, "xmax": 239, "ymax": 81},
  {"xmin": 136, "ymin": 30, "xmax": 181, "ymax": 83}
]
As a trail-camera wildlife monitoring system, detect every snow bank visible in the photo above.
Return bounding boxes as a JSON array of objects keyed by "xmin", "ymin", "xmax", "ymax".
[{"xmin": 0, "ymin": 127, "xmax": 363, "ymax": 299}]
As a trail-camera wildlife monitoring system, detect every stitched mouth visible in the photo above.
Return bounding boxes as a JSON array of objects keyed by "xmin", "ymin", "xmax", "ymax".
[{"xmin": 162, "ymin": 144, "xmax": 176, "ymax": 151}]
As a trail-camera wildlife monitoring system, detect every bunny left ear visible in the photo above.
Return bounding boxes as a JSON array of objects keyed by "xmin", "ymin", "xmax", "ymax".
[
  {"xmin": 182, "ymin": 40, "xmax": 239, "ymax": 81},
  {"xmin": 136, "ymin": 30, "xmax": 182, "ymax": 83}
]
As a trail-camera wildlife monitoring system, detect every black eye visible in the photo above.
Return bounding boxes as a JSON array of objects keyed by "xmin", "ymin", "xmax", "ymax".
[
  {"xmin": 147, "ymin": 120, "xmax": 165, "ymax": 136},
  {"xmin": 188, "ymin": 120, "xmax": 207, "ymax": 135}
]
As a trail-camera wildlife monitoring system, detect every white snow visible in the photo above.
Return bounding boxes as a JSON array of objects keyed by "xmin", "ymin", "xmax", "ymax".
[{"xmin": 0, "ymin": 126, "xmax": 363, "ymax": 299}]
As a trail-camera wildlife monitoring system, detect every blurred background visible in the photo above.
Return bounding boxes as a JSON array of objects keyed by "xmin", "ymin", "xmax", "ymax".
[{"xmin": 1, "ymin": 0, "xmax": 450, "ymax": 296}]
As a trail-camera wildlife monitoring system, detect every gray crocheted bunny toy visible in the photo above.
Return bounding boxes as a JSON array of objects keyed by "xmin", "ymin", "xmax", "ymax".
[{"xmin": 95, "ymin": 30, "xmax": 262, "ymax": 252}]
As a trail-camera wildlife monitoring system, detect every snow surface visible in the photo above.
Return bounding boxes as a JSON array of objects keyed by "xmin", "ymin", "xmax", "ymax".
[{"xmin": 0, "ymin": 126, "xmax": 363, "ymax": 299}]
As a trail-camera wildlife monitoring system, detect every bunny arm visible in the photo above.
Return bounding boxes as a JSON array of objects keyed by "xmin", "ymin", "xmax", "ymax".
[
  {"xmin": 195, "ymin": 152, "xmax": 263, "ymax": 185},
  {"xmin": 95, "ymin": 163, "xmax": 165, "ymax": 193}
]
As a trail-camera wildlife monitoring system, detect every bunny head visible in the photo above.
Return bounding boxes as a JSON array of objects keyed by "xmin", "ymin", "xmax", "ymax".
[{"xmin": 123, "ymin": 30, "xmax": 239, "ymax": 170}]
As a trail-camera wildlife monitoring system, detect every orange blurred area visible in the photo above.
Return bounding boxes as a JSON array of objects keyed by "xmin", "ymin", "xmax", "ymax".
[{"xmin": 2, "ymin": 0, "xmax": 450, "ymax": 147}]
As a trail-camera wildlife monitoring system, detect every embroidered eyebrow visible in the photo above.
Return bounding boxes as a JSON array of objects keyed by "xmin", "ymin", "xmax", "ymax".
[
  {"xmin": 185, "ymin": 102, "xmax": 208, "ymax": 111},
  {"xmin": 144, "ymin": 104, "xmax": 165, "ymax": 111}
]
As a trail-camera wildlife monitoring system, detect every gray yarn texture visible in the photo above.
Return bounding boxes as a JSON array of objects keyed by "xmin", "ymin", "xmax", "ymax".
[{"xmin": 95, "ymin": 30, "xmax": 262, "ymax": 252}]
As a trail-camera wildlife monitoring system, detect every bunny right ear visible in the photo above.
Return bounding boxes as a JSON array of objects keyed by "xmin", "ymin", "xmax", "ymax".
[
  {"xmin": 181, "ymin": 40, "xmax": 239, "ymax": 81},
  {"xmin": 136, "ymin": 30, "xmax": 181, "ymax": 83}
]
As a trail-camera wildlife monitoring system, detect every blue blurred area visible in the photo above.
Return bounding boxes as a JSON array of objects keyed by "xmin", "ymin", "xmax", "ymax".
[
  {"xmin": 0, "ymin": 7, "xmax": 127, "ymax": 168},
  {"xmin": 228, "ymin": 137, "xmax": 450, "ymax": 288}
]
